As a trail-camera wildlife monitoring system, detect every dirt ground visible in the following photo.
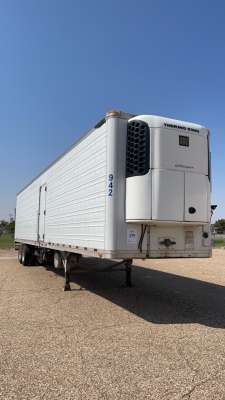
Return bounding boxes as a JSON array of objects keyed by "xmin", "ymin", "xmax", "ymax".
[{"xmin": 0, "ymin": 248, "xmax": 225, "ymax": 399}]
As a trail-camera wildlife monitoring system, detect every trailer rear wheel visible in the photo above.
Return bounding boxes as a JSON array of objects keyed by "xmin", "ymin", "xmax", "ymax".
[
  {"xmin": 18, "ymin": 244, "xmax": 23, "ymax": 264},
  {"xmin": 21, "ymin": 245, "xmax": 31, "ymax": 266}
]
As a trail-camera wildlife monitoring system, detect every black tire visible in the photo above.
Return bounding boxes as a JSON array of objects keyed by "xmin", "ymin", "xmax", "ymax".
[
  {"xmin": 18, "ymin": 244, "xmax": 23, "ymax": 264},
  {"xmin": 21, "ymin": 244, "xmax": 31, "ymax": 266}
]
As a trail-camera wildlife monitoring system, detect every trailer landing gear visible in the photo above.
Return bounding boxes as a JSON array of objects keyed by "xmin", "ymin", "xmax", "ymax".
[
  {"xmin": 62, "ymin": 256, "xmax": 71, "ymax": 291},
  {"xmin": 61, "ymin": 255, "xmax": 133, "ymax": 291},
  {"xmin": 62, "ymin": 278, "xmax": 71, "ymax": 291},
  {"xmin": 125, "ymin": 259, "xmax": 133, "ymax": 287}
]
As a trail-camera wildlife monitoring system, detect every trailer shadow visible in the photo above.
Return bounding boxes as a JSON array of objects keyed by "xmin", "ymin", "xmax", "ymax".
[{"xmin": 43, "ymin": 258, "xmax": 225, "ymax": 329}]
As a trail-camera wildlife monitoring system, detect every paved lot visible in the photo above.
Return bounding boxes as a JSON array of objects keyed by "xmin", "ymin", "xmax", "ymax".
[{"xmin": 0, "ymin": 249, "xmax": 225, "ymax": 400}]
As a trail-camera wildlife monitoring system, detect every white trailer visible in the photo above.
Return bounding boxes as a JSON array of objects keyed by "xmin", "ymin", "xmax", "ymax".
[{"xmin": 15, "ymin": 110, "xmax": 212, "ymax": 290}]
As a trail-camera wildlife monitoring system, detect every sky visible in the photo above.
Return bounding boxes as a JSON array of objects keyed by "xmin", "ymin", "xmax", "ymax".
[{"xmin": 0, "ymin": 0, "xmax": 224, "ymax": 223}]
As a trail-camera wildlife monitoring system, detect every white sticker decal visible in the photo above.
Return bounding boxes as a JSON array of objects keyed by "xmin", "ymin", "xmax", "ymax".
[{"xmin": 127, "ymin": 229, "xmax": 137, "ymax": 244}]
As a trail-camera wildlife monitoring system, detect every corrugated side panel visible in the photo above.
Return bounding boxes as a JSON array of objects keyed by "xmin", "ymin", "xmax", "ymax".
[
  {"xmin": 45, "ymin": 125, "xmax": 107, "ymax": 249},
  {"xmin": 15, "ymin": 125, "xmax": 107, "ymax": 250},
  {"xmin": 15, "ymin": 178, "xmax": 41, "ymax": 241}
]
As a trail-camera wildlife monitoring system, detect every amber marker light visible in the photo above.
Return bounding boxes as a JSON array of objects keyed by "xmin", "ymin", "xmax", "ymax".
[{"xmin": 108, "ymin": 110, "xmax": 120, "ymax": 115}]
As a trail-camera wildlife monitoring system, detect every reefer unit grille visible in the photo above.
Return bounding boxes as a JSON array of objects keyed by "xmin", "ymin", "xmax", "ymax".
[{"xmin": 126, "ymin": 120, "xmax": 150, "ymax": 177}]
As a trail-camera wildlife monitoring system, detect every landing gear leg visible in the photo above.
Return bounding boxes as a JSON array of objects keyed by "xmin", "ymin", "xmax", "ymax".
[
  {"xmin": 125, "ymin": 259, "xmax": 133, "ymax": 287},
  {"xmin": 62, "ymin": 255, "xmax": 71, "ymax": 291}
]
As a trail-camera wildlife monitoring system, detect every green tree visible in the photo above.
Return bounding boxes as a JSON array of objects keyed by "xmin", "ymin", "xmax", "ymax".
[
  {"xmin": 0, "ymin": 220, "xmax": 8, "ymax": 228},
  {"xmin": 214, "ymin": 219, "xmax": 225, "ymax": 231},
  {"xmin": 7, "ymin": 221, "xmax": 15, "ymax": 233}
]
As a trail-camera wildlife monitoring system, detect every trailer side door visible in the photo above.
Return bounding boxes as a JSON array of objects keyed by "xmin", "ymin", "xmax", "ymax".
[{"xmin": 38, "ymin": 184, "xmax": 47, "ymax": 241}]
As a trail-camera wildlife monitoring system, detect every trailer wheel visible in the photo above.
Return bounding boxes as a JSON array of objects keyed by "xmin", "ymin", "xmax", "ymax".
[
  {"xmin": 21, "ymin": 245, "xmax": 31, "ymax": 266},
  {"xmin": 18, "ymin": 244, "xmax": 23, "ymax": 264}
]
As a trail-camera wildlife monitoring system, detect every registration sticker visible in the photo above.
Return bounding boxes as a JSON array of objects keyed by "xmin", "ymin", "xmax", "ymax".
[{"xmin": 127, "ymin": 229, "xmax": 137, "ymax": 244}]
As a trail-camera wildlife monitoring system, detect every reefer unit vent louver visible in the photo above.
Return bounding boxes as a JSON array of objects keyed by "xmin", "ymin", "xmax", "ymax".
[{"xmin": 126, "ymin": 120, "xmax": 150, "ymax": 177}]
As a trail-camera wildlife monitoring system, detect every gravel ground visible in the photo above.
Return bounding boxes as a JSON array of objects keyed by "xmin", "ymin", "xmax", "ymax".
[{"xmin": 0, "ymin": 249, "xmax": 225, "ymax": 400}]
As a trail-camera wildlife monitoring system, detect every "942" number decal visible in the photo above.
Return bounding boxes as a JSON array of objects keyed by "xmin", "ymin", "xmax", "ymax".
[{"xmin": 108, "ymin": 174, "xmax": 113, "ymax": 196}]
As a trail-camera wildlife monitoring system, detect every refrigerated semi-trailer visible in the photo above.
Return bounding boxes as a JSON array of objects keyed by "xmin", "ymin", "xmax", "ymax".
[{"xmin": 15, "ymin": 110, "xmax": 212, "ymax": 290}]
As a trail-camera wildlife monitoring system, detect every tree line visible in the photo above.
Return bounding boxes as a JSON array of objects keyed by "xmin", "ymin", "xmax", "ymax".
[
  {"xmin": 1, "ymin": 219, "xmax": 225, "ymax": 234},
  {"xmin": 213, "ymin": 219, "xmax": 225, "ymax": 231},
  {"xmin": 0, "ymin": 220, "xmax": 15, "ymax": 233}
]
